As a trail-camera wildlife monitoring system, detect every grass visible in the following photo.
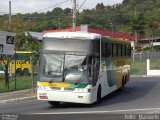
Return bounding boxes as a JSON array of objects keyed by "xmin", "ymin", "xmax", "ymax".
[
  {"xmin": 150, "ymin": 59, "xmax": 160, "ymax": 70},
  {"xmin": 0, "ymin": 75, "xmax": 37, "ymax": 93},
  {"xmin": 131, "ymin": 58, "xmax": 160, "ymax": 75},
  {"xmin": 0, "ymin": 65, "xmax": 38, "ymax": 93},
  {"xmin": 0, "ymin": 59, "xmax": 159, "ymax": 93},
  {"xmin": 131, "ymin": 59, "xmax": 146, "ymax": 75}
]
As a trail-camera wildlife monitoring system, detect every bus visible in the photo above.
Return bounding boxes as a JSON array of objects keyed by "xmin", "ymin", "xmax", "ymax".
[
  {"xmin": 12, "ymin": 51, "xmax": 32, "ymax": 76},
  {"xmin": 0, "ymin": 51, "xmax": 32, "ymax": 76},
  {"xmin": 37, "ymin": 32, "xmax": 131, "ymax": 105}
]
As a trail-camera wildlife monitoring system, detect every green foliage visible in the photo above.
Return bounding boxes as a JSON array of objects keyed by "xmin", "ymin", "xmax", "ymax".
[
  {"xmin": 1, "ymin": 0, "xmax": 160, "ymax": 38},
  {"xmin": 24, "ymin": 33, "xmax": 41, "ymax": 63},
  {"xmin": 153, "ymin": 46, "xmax": 160, "ymax": 51},
  {"xmin": 0, "ymin": 76, "xmax": 37, "ymax": 93},
  {"xmin": 15, "ymin": 32, "xmax": 28, "ymax": 50},
  {"xmin": 95, "ymin": 3, "xmax": 105, "ymax": 11},
  {"xmin": 131, "ymin": 59, "xmax": 146, "ymax": 75},
  {"xmin": 142, "ymin": 47, "xmax": 151, "ymax": 52},
  {"xmin": 131, "ymin": 58, "xmax": 160, "ymax": 75}
]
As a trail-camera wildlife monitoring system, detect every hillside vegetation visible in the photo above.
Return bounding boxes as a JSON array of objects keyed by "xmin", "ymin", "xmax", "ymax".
[{"xmin": 0, "ymin": 0, "xmax": 160, "ymax": 39}]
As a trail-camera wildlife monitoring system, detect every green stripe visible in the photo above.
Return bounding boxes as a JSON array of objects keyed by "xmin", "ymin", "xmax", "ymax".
[
  {"xmin": 76, "ymin": 84, "xmax": 88, "ymax": 88},
  {"xmin": 68, "ymin": 84, "xmax": 87, "ymax": 88}
]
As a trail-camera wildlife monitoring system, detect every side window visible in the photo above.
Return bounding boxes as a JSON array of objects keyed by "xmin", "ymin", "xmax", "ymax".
[
  {"xmin": 116, "ymin": 44, "xmax": 118, "ymax": 57},
  {"xmin": 117, "ymin": 44, "xmax": 121, "ymax": 57},
  {"xmin": 121, "ymin": 44, "xmax": 123, "ymax": 57},
  {"xmin": 106, "ymin": 42, "xmax": 112, "ymax": 57},
  {"xmin": 122, "ymin": 44, "xmax": 125, "ymax": 57},
  {"xmin": 112, "ymin": 44, "xmax": 114, "ymax": 57},
  {"xmin": 126, "ymin": 44, "xmax": 131, "ymax": 56},
  {"xmin": 129, "ymin": 45, "xmax": 131, "ymax": 56},
  {"xmin": 113, "ymin": 44, "xmax": 117, "ymax": 57},
  {"xmin": 125, "ymin": 45, "xmax": 127, "ymax": 56},
  {"xmin": 95, "ymin": 40, "xmax": 100, "ymax": 55},
  {"xmin": 101, "ymin": 41, "xmax": 106, "ymax": 58}
]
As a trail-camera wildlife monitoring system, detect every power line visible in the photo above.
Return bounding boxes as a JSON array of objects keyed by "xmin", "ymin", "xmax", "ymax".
[
  {"xmin": 0, "ymin": 12, "xmax": 8, "ymax": 13},
  {"xmin": 36, "ymin": 0, "xmax": 70, "ymax": 13},
  {"xmin": 23, "ymin": 15, "xmax": 72, "ymax": 20},
  {"xmin": 22, "ymin": 0, "xmax": 70, "ymax": 20},
  {"xmin": 78, "ymin": 0, "xmax": 87, "ymax": 10},
  {"xmin": 72, "ymin": 0, "xmax": 76, "ymax": 31}
]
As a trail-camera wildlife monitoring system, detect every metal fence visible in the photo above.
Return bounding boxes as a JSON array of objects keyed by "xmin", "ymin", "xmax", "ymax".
[
  {"xmin": 0, "ymin": 62, "xmax": 38, "ymax": 93},
  {"xmin": 132, "ymin": 51, "xmax": 160, "ymax": 61}
]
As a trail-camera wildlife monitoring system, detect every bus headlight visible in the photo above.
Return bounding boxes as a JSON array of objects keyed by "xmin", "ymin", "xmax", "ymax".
[
  {"xmin": 75, "ymin": 88, "xmax": 92, "ymax": 92},
  {"xmin": 37, "ymin": 85, "xmax": 46, "ymax": 90}
]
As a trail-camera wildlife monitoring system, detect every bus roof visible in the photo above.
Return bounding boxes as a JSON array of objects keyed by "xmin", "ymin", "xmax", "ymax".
[
  {"xmin": 103, "ymin": 36, "xmax": 131, "ymax": 44},
  {"xmin": 43, "ymin": 32, "xmax": 102, "ymax": 40}
]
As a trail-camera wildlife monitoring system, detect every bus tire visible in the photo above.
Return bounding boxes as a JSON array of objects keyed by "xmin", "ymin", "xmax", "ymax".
[
  {"xmin": 48, "ymin": 101, "xmax": 60, "ymax": 106},
  {"xmin": 120, "ymin": 76, "xmax": 125, "ymax": 90},
  {"xmin": 126, "ymin": 73, "xmax": 130, "ymax": 82},
  {"xmin": 23, "ymin": 68, "xmax": 30, "ymax": 76},
  {"xmin": 97, "ymin": 86, "xmax": 101, "ymax": 103},
  {"xmin": 16, "ymin": 68, "xmax": 22, "ymax": 76}
]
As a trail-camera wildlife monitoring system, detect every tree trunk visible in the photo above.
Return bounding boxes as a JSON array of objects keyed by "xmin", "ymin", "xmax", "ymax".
[
  {"xmin": 4, "ymin": 64, "xmax": 9, "ymax": 87},
  {"xmin": 4, "ymin": 56, "xmax": 10, "ymax": 87}
]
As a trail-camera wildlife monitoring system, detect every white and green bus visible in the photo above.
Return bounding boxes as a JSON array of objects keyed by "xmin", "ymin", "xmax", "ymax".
[{"xmin": 37, "ymin": 32, "xmax": 131, "ymax": 105}]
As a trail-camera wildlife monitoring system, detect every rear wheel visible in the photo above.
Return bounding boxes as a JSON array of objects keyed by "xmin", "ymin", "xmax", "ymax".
[
  {"xmin": 23, "ymin": 68, "xmax": 30, "ymax": 76},
  {"xmin": 48, "ymin": 101, "xmax": 60, "ymax": 106},
  {"xmin": 120, "ymin": 76, "xmax": 125, "ymax": 90},
  {"xmin": 16, "ymin": 68, "xmax": 22, "ymax": 76}
]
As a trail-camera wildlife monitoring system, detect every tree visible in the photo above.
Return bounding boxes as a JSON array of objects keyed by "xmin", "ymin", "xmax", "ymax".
[
  {"xmin": 0, "ymin": 55, "xmax": 12, "ymax": 87},
  {"xmin": 0, "ymin": 14, "xmax": 37, "ymax": 88},
  {"xmin": 96, "ymin": 3, "xmax": 105, "ymax": 11},
  {"xmin": 131, "ymin": 13, "xmax": 147, "ymax": 38},
  {"xmin": 24, "ymin": 33, "xmax": 40, "ymax": 62}
]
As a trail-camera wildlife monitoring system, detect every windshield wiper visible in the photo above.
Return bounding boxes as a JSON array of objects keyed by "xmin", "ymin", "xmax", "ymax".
[
  {"xmin": 74, "ymin": 75, "xmax": 83, "ymax": 85},
  {"xmin": 49, "ymin": 78, "xmax": 54, "ymax": 83}
]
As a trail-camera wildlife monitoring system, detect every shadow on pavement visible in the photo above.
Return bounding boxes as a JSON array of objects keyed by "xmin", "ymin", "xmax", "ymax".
[{"xmin": 48, "ymin": 77, "xmax": 159, "ymax": 109}]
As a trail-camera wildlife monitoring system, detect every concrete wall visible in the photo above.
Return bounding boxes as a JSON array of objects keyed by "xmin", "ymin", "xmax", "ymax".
[{"xmin": 147, "ymin": 59, "xmax": 160, "ymax": 76}]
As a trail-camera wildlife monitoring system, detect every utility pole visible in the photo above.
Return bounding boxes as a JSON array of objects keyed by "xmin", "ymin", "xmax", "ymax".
[
  {"xmin": 72, "ymin": 0, "xmax": 76, "ymax": 32},
  {"xmin": 134, "ymin": 7, "xmax": 138, "ymax": 46},
  {"xmin": 9, "ymin": 1, "xmax": 11, "ymax": 32},
  {"xmin": 4, "ymin": 1, "xmax": 12, "ymax": 90},
  {"xmin": 9, "ymin": 1, "xmax": 17, "ymax": 90}
]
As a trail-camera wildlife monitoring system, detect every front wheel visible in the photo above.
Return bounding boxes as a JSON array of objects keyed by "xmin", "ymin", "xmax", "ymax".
[
  {"xmin": 97, "ymin": 86, "xmax": 101, "ymax": 103},
  {"xmin": 48, "ymin": 101, "xmax": 60, "ymax": 106}
]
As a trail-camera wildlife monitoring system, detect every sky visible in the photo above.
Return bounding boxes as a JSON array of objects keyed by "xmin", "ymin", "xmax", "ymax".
[{"xmin": 0, "ymin": 0, "xmax": 123, "ymax": 14}]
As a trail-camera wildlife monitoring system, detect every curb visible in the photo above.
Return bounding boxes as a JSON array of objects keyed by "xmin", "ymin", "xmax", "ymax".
[
  {"xmin": 0, "ymin": 89, "xmax": 34, "ymax": 96},
  {"xmin": 0, "ymin": 96, "xmax": 36, "ymax": 104}
]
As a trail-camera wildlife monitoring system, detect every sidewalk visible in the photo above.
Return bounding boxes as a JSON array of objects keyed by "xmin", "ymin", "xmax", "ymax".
[{"xmin": 0, "ymin": 89, "xmax": 36, "ymax": 103}]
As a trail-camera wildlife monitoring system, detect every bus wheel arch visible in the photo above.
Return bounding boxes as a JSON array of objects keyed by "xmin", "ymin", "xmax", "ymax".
[
  {"xmin": 23, "ymin": 68, "xmax": 30, "ymax": 76},
  {"xmin": 48, "ymin": 101, "xmax": 60, "ymax": 106},
  {"xmin": 121, "ymin": 76, "xmax": 125, "ymax": 90},
  {"xmin": 126, "ymin": 72, "xmax": 130, "ymax": 82},
  {"xmin": 16, "ymin": 68, "xmax": 22, "ymax": 76},
  {"xmin": 97, "ymin": 85, "xmax": 101, "ymax": 103}
]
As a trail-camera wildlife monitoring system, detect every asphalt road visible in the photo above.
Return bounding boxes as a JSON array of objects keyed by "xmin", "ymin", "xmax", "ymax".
[{"xmin": 0, "ymin": 76, "xmax": 160, "ymax": 120}]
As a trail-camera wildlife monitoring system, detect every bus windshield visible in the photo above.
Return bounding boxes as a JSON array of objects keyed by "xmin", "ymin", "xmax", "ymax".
[{"xmin": 40, "ymin": 53, "xmax": 92, "ymax": 84}]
